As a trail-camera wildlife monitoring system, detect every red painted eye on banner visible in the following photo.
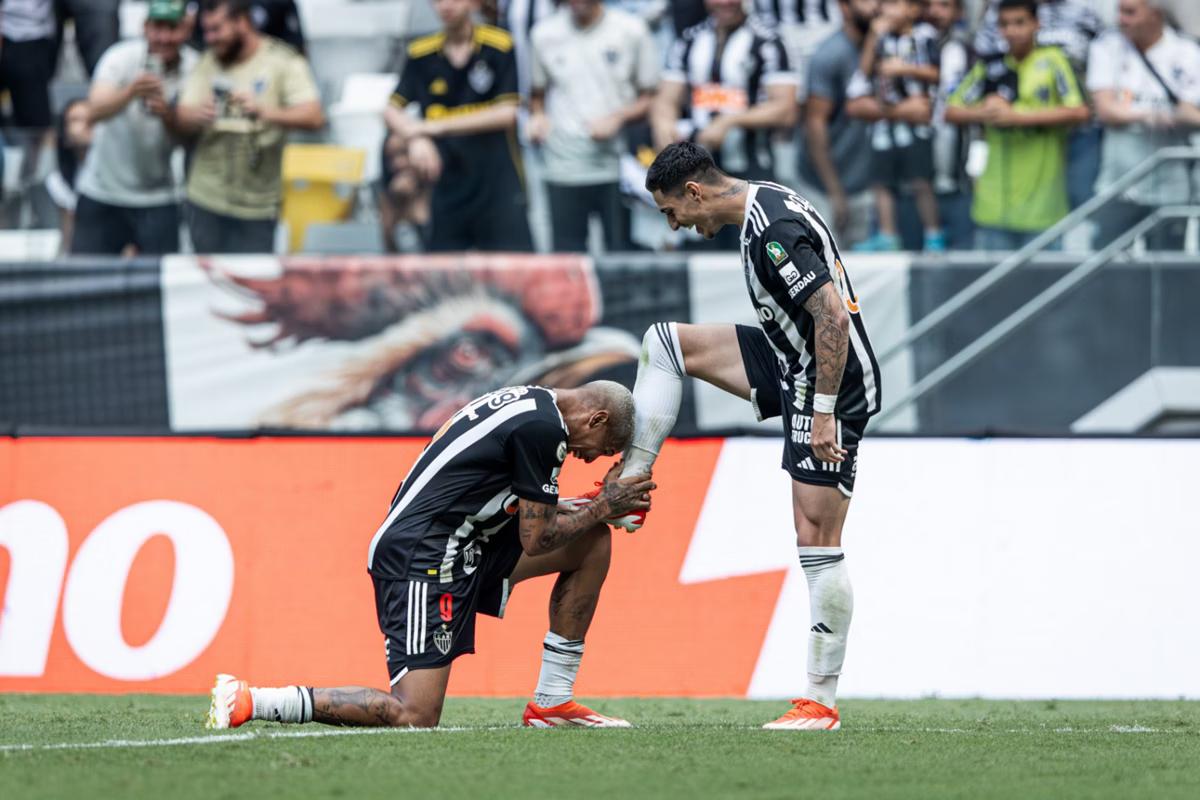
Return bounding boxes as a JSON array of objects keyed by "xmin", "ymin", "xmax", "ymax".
[{"xmin": 439, "ymin": 593, "xmax": 453, "ymax": 622}]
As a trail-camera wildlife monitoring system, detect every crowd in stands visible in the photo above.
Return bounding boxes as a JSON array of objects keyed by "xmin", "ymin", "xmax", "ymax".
[{"xmin": 0, "ymin": 0, "xmax": 1197, "ymax": 255}]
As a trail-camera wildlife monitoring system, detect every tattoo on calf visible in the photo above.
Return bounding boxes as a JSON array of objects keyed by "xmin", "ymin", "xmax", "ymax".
[{"xmin": 316, "ymin": 688, "xmax": 397, "ymax": 727}]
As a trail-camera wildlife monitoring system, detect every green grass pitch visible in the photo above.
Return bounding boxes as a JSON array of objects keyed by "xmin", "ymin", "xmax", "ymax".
[{"xmin": 1, "ymin": 695, "xmax": 1198, "ymax": 799}]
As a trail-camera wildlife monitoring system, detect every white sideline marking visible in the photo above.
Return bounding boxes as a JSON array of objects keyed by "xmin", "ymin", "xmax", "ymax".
[
  {"xmin": 0, "ymin": 725, "xmax": 499, "ymax": 754},
  {"xmin": 0, "ymin": 724, "xmax": 1175, "ymax": 754}
]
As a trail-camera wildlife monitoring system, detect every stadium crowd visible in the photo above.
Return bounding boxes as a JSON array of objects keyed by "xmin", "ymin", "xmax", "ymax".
[{"xmin": 0, "ymin": 0, "xmax": 1197, "ymax": 254}]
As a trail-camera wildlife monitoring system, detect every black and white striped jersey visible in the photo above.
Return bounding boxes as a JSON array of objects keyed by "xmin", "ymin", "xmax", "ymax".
[
  {"xmin": 663, "ymin": 15, "xmax": 797, "ymax": 175},
  {"xmin": 740, "ymin": 181, "xmax": 882, "ymax": 421},
  {"xmin": 752, "ymin": 0, "xmax": 840, "ymax": 27},
  {"xmin": 366, "ymin": 386, "xmax": 567, "ymax": 582}
]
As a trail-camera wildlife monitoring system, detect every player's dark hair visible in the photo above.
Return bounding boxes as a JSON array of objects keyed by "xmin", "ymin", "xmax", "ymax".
[
  {"xmin": 645, "ymin": 142, "xmax": 725, "ymax": 196},
  {"xmin": 998, "ymin": 0, "xmax": 1038, "ymax": 17},
  {"xmin": 201, "ymin": 0, "xmax": 252, "ymax": 18}
]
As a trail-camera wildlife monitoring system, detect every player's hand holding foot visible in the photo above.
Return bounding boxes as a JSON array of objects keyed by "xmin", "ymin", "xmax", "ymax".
[
  {"xmin": 811, "ymin": 412, "xmax": 846, "ymax": 464},
  {"xmin": 567, "ymin": 461, "xmax": 654, "ymax": 533}
]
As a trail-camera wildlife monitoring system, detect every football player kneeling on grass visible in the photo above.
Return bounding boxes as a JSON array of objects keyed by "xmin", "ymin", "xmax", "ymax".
[{"xmin": 207, "ymin": 381, "xmax": 652, "ymax": 729}]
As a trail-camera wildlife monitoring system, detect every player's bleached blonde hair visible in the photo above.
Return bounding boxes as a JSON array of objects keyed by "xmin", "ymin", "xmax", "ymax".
[{"xmin": 582, "ymin": 380, "xmax": 635, "ymax": 452}]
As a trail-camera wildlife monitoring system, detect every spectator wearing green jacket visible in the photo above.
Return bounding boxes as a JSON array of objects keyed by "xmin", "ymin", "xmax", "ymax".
[{"xmin": 946, "ymin": 0, "xmax": 1088, "ymax": 250}]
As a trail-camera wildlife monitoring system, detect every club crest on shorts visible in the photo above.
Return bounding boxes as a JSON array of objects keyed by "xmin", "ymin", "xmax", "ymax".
[
  {"xmin": 766, "ymin": 241, "xmax": 788, "ymax": 266},
  {"xmin": 434, "ymin": 624, "xmax": 453, "ymax": 655}
]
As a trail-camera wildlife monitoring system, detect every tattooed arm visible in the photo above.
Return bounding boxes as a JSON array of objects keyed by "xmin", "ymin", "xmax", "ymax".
[
  {"xmin": 803, "ymin": 281, "xmax": 850, "ymax": 463},
  {"xmin": 519, "ymin": 466, "xmax": 655, "ymax": 556}
]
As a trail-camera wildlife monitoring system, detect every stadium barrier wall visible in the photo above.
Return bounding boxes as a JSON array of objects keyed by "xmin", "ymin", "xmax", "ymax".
[
  {"xmin": 5, "ymin": 253, "xmax": 1196, "ymax": 436},
  {"xmin": 3, "ymin": 435, "xmax": 1197, "ymax": 699}
]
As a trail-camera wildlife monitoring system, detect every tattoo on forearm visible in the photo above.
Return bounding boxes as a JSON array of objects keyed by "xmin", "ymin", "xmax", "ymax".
[
  {"xmin": 804, "ymin": 284, "xmax": 848, "ymax": 398},
  {"xmin": 521, "ymin": 499, "xmax": 607, "ymax": 555},
  {"xmin": 522, "ymin": 473, "xmax": 649, "ymax": 554}
]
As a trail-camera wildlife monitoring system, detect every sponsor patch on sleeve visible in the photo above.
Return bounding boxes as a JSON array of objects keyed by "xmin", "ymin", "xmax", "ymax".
[{"xmin": 766, "ymin": 241, "xmax": 788, "ymax": 266}]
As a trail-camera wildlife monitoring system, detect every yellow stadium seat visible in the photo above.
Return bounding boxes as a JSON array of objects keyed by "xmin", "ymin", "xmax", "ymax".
[{"xmin": 280, "ymin": 144, "xmax": 366, "ymax": 252}]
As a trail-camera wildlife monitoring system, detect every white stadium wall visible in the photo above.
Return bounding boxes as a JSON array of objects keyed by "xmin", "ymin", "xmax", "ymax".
[{"xmin": 694, "ymin": 437, "xmax": 1200, "ymax": 699}]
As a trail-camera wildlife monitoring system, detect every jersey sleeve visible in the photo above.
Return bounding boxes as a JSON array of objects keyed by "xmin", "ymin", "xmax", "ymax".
[
  {"xmin": 491, "ymin": 45, "xmax": 519, "ymax": 104},
  {"xmin": 530, "ymin": 28, "xmax": 549, "ymax": 92},
  {"xmin": 180, "ymin": 56, "xmax": 215, "ymax": 106},
  {"xmin": 1085, "ymin": 35, "xmax": 1118, "ymax": 93},
  {"xmin": 846, "ymin": 68, "xmax": 872, "ymax": 100},
  {"xmin": 1050, "ymin": 50, "xmax": 1084, "ymax": 107},
  {"xmin": 280, "ymin": 51, "xmax": 320, "ymax": 107},
  {"xmin": 805, "ymin": 48, "xmax": 838, "ymax": 101},
  {"xmin": 392, "ymin": 59, "xmax": 420, "ymax": 109},
  {"xmin": 947, "ymin": 60, "xmax": 986, "ymax": 107},
  {"xmin": 1181, "ymin": 42, "xmax": 1200, "ymax": 105},
  {"xmin": 757, "ymin": 33, "xmax": 797, "ymax": 87},
  {"xmin": 755, "ymin": 218, "xmax": 833, "ymax": 310},
  {"xmin": 93, "ymin": 41, "xmax": 132, "ymax": 86},
  {"xmin": 508, "ymin": 418, "xmax": 567, "ymax": 505},
  {"xmin": 634, "ymin": 19, "xmax": 661, "ymax": 92},
  {"xmin": 663, "ymin": 33, "xmax": 689, "ymax": 84}
]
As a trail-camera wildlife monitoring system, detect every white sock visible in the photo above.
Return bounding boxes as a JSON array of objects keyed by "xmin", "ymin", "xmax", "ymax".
[
  {"xmin": 533, "ymin": 631, "xmax": 584, "ymax": 708},
  {"xmin": 621, "ymin": 322, "xmax": 685, "ymax": 477},
  {"xmin": 251, "ymin": 685, "xmax": 314, "ymax": 724},
  {"xmin": 797, "ymin": 546, "xmax": 853, "ymax": 709}
]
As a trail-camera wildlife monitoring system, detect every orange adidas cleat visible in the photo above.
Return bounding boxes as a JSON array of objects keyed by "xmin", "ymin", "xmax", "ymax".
[
  {"xmin": 762, "ymin": 698, "xmax": 841, "ymax": 730},
  {"xmin": 205, "ymin": 673, "xmax": 253, "ymax": 730},
  {"xmin": 522, "ymin": 700, "xmax": 632, "ymax": 728},
  {"xmin": 562, "ymin": 483, "xmax": 646, "ymax": 532}
]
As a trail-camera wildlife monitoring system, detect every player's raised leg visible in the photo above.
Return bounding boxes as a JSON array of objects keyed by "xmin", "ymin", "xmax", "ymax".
[
  {"xmin": 508, "ymin": 523, "xmax": 631, "ymax": 727},
  {"xmin": 609, "ymin": 322, "xmax": 752, "ymax": 534}
]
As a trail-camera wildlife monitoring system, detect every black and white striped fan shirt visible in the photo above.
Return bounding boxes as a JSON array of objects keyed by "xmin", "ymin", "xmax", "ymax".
[
  {"xmin": 366, "ymin": 386, "xmax": 567, "ymax": 582},
  {"xmin": 752, "ymin": 0, "xmax": 840, "ymax": 27},
  {"xmin": 664, "ymin": 15, "xmax": 797, "ymax": 175},
  {"xmin": 740, "ymin": 181, "xmax": 882, "ymax": 421}
]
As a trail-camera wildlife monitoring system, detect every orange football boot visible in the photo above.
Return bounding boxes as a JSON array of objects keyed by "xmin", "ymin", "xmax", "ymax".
[
  {"xmin": 205, "ymin": 673, "xmax": 253, "ymax": 729},
  {"xmin": 522, "ymin": 700, "xmax": 632, "ymax": 728},
  {"xmin": 762, "ymin": 698, "xmax": 841, "ymax": 730}
]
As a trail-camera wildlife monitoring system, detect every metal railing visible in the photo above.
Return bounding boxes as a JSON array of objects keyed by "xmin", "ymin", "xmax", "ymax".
[{"xmin": 875, "ymin": 147, "xmax": 1200, "ymax": 426}]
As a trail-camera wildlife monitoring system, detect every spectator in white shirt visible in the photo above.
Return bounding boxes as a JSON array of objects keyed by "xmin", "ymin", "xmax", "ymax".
[
  {"xmin": 73, "ymin": 0, "xmax": 198, "ymax": 255},
  {"xmin": 529, "ymin": 0, "xmax": 659, "ymax": 252},
  {"xmin": 1088, "ymin": 0, "xmax": 1200, "ymax": 250}
]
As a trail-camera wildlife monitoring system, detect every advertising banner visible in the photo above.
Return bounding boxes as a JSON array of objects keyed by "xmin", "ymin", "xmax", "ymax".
[
  {"xmin": 161, "ymin": 254, "xmax": 663, "ymax": 433},
  {"xmin": 3, "ymin": 435, "xmax": 1198, "ymax": 699}
]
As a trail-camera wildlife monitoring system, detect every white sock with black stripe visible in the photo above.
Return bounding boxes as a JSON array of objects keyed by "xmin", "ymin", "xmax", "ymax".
[
  {"xmin": 533, "ymin": 631, "xmax": 585, "ymax": 708},
  {"xmin": 797, "ymin": 546, "xmax": 853, "ymax": 709},
  {"xmin": 250, "ymin": 685, "xmax": 315, "ymax": 724},
  {"xmin": 621, "ymin": 322, "xmax": 685, "ymax": 477}
]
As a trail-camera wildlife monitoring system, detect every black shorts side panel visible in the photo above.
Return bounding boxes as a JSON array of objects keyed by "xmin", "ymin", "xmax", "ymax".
[{"xmin": 735, "ymin": 324, "xmax": 784, "ymax": 421}]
